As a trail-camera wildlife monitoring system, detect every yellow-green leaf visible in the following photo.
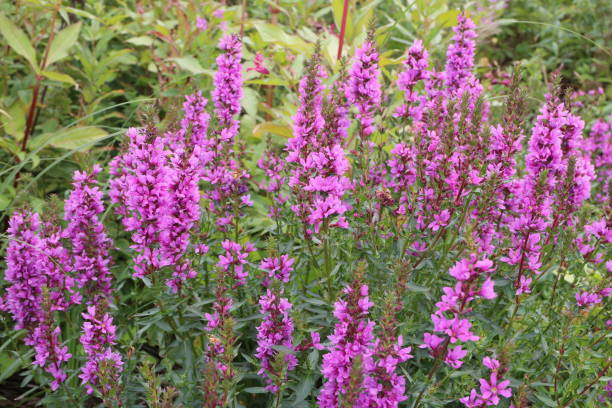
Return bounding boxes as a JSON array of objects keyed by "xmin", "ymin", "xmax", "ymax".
[
  {"xmin": 253, "ymin": 122, "xmax": 292, "ymax": 139},
  {"xmin": 0, "ymin": 13, "xmax": 38, "ymax": 71},
  {"xmin": 254, "ymin": 23, "xmax": 311, "ymax": 54},
  {"xmin": 245, "ymin": 78, "xmax": 288, "ymax": 86},
  {"xmin": 46, "ymin": 22, "xmax": 82, "ymax": 66},
  {"xmin": 170, "ymin": 57, "xmax": 213, "ymax": 76},
  {"xmin": 127, "ymin": 36, "xmax": 155, "ymax": 47},
  {"xmin": 331, "ymin": 0, "xmax": 353, "ymax": 43},
  {"xmin": 48, "ymin": 126, "xmax": 109, "ymax": 150},
  {"xmin": 42, "ymin": 70, "xmax": 77, "ymax": 85}
]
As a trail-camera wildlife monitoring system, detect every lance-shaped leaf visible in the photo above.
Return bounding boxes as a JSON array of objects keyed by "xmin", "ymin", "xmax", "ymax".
[{"xmin": 0, "ymin": 13, "xmax": 38, "ymax": 71}]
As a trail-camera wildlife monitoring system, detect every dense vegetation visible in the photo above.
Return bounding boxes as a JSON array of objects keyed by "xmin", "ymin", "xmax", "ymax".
[{"xmin": 0, "ymin": 1, "xmax": 610, "ymax": 407}]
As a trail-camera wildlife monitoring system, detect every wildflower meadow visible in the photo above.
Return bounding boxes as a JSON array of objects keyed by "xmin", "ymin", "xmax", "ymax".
[{"xmin": 0, "ymin": 1, "xmax": 610, "ymax": 407}]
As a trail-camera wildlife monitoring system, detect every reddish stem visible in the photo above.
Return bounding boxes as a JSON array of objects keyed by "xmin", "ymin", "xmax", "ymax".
[{"xmin": 337, "ymin": 0, "xmax": 350, "ymax": 60}]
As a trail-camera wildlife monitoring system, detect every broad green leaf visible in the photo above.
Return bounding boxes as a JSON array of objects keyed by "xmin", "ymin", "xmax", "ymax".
[
  {"xmin": 241, "ymin": 87, "xmax": 258, "ymax": 117},
  {"xmin": 170, "ymin": 57, "xmax": 213, "ymax": 76},
  {"xmin": 253, "ymin": 122, "xmax": 292, "ymax": 139},
  {"xmin": 0, "ymin": 13, "xmax": 38, "ymax": 71},
  {"xmin": 46, "ymin": 22, "xmax": 81, "ymax": 66},
  {"xmin": 435, "ymin": 9, "xmax": 460, "ymax": 28},
  {"xmin": 127, "ymin": 36, "xmax": 155, "ymax": 46},
  {"xmin": 2, "ymin": 102, "xmax": 26, "ymax": 140},
  {"xmin": 41, "ymin": 70, "xmax": 77, "ymax": 85},
  {"xmin": 0, "ymin": 137, "xmax": 21, "ymax": 157},
  {"xmin": 245, "ymin": 78, "xmax": 288, "ymax": 86},
  {"xmin": 254, "ymin": 22, "xmax": 311, "ymax": 54},
  {"xmin": 47, "ymin": 126, "xmax": 108, "ymax": 150},
  {"xmin": 243, "ymin": 387, "xmax": 267, "ymax": 394}
]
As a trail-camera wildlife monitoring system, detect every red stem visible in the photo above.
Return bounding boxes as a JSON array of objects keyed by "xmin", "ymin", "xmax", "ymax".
[{"xmin": 337, "ymin": 0, "xmax": 350, "ymax": 60}]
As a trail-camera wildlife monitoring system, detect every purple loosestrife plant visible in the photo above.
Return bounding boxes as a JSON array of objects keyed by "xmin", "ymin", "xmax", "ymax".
[
  {"xmin": 502, "ymin": 93, "xmax": 569, "ymax": 295},
  {"xmin": 396, "ymin": 39, "xmax": 429, "ymax": 120},
  {"xmin": 460, "ymin": 357, "xmax": 512, "ymax": 407},
  {"xmin": 4, "ymin": 211, "xmax": 73, "ymax": 390},
  {"xmin": 348, "ymin": 34, "xmax": 381, "ymax": 139},
  {"xmin": 318, "ymin": 272, "xmax": 376, "ymax": 408},
  {"xmin": 363, "ymin": 293, "xmax": 413, "ymax": 408},
  {"xmin": 203, "ymin": 241, "xmax": 253, "ymax": 407},
  {"xmin": 64, "ymin": 165, "xmax": 112, "ymax": 304},
  {"xmin": 286, "ymin": 48, "xmax": 351, "ymax": 234},
  {"xmin": 256, "ymin": 255, "xmax": 297, "ymax": 393},
  {"xmin": 420, "ymin": 255, "xmax": 496, "ymax": 369},
  {"xmin": 161, "ymin": 94, "xmax": 209, "ymax": 292},
  {"xmin": 109, "ymin": 127, "xmax": 170, "ymax": 279},
  {"xmin": 80, "ymin": 305, "xmax": 123, "ymax": 399},
  {"xmin": 445, "ymin": 13, "xmax": 477, "ymax": 94},
  {"xmin": 203, "ymin": 35, "xmax": 252, "ymax": 233}
]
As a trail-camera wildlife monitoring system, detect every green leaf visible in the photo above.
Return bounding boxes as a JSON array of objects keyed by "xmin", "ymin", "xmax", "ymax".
[
  {"xmin": 331, "ymin": 0, "xmax": 353, "ymax": 42},
  {"xmin": 245, "ymin": 78, "xmax": 288, "ymax": 86},
  {"xmin": 41, "ymin": 70, "xmax": 77, "ymax": 85},
  {"xmin": 0, "ymin": 13, "xmax": 38, "ymax": 71},
  {"xmin": 241, "ymin": 87, "xmax": 258, "ymax": 117},
  {"xmin": 254, "ymin": 22, "xmax": 311, "ymax": 54},
  {"xmin": 252, "ymin": 122, "xmax": 292, "ymax": 139},
  {"xmin": 170, "ymin": 57, "xmax": 213, "ymax": 76},
  {"xmin": 127, "ymin": 36, "xmax": 155, "ymax": 46},
  {"xmin": 243, "ymin": 387, "xmax": 267, "ymax": 394},
  {"xmin": 46, "ymin": 22, "xmax": 81, "ymax": 66},
  {"xmin": 535, "ymin": 393, "xmax": 557, "ymax": 407},
  {"xmin": 47, "ymin": 126, "xmax": 108, "ymax": 150}
]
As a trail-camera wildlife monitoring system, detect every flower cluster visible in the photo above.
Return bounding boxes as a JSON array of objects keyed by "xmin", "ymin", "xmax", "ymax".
[
  {"xmin": 421, "ymin": 255, "xmax": 496, "ymax": 369},
  {"xmin": 286, "ymin": 49, "xmax": 351, "ymax": 233},
  {"xmin": 445, "ymin": 13, "xmax": 477, "ymax": 93},
  {"xmin": 202, "ymin": 35, "xmax": 252, "ymax": 231},
  {"xmin": 217, "ymin": 240, "xmax": 255, "ymax": 287},
  {"xmin": 460, "ymin": 357, "xmax": 512, "ymax": 407},
  {"xmin": 64, "ymin": 165, "xmax": 112, "ymax": 303},
  {"xmin": 396, "ymin": 39, "xmax": 428, "ymax": 119},
  {"xmin": 80, "ymin": 306, "xmax": 123, "ymax": 395},
  {"xmin": 318, "ymin": 280, "xmax": 375, "ymax": 407},
  {"xmin": 256, "ymin": 255, "xmax": 297, "ymax": 392},
  {"xmin": 162, "ymin": 95, "xmax": 208, "ymax": 292},
  {"xmin": 503, "ymin": 95, "xmax": 570, "ymax": 295},
  {"xmin": 3, "ymin": 211, "xmax": 74, "ymax": 390},
  {"xmin": 109, "ymin": 127, "xmax": 170, "ymax": 278},
  {"xmin": 348, "ymin": 36, "xmax": 381, "ymax": 138}
]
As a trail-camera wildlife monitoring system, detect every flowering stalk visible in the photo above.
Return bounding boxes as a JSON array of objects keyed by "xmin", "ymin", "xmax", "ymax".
[
  {"xmin": 256, "ymin": 255, "xmax": 297, "ymax": 393},
  {"xmin": 203, "ymin": 241, "xmax": 253, "ymax": 407},
  {"xmin": 445, "ymin": 13, "xmax": 477, "ymax": 94},
  {"xmin": 502, "ymin": 93, "xmax": 568, "ymax": 295},
  {"xmin": 364, "ymin": 292, "xmax": 413, "ymax": 407},
  {"xmin": 203, "ymin": 34, "xmax": 252, "ymax": 234},
  {"xmin": 286, "ymin": 47, "xmax": 351, "ymax": 234},
  {"xmin": 348, "ymin": 32, "xmax": 381, "ymax": 140},
  {"xmin": 396, "ymin": 39, "xmax": 428, "ymax": 121},
  {"xmin": 80, "ymin": 305, "xmax": 123, "ymax": 403},
  {"xmin": 3, "ymin": 211, "xmax": 76, "ymax": 390},
  {"xmin": 109, "ymin": 127, "xmax": 170, "ymax": 279},
  {"xmin": 162, "ymin": 94, "xmax": 208, "ymax": 292},
  {"xmin": 420, "ymin": 255, "xmax": 495, "ymax": 369},
  {"xmin": 64, "ymin": 165, "xmax": 112, "ymax": 304},
  {"xmin": 415, "ymin": 255, "xmax": 497, "ymax": 407},
  {"xmin": 318, "ymin": 271, "xmax": 375, "ymax": 407}
]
